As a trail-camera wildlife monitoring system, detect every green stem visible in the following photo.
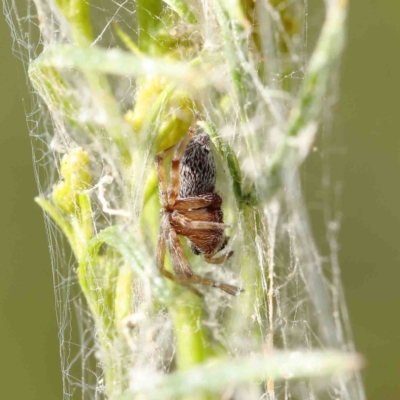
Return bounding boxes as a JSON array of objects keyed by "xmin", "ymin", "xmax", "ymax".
[
  {"xmin": 113, "ymin": 23, "xmax": 143, "ymax": 57},
  {"xmin": 137, "ymin": 0, "xmax": 163, "ymax": 51},
  {"xmin": 173, "ymin": 292, "xmax": 211, "ymax": 369},
  {"xmin": 170, "ymin": 288, "xmax": 215, "ymax": 400},
  {"xmin": 78, "ymin": 193, "xmax": 93, "ymax": 240}
]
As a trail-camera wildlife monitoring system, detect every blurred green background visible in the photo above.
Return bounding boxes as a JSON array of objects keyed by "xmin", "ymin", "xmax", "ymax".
[{"xmin": 1, "ymin": 1, "xmax": 399, "ymax": 399}]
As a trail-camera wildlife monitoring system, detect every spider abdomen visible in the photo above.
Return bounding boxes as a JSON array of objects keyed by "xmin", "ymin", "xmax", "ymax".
[{"xmin": 178, "ymin": 131, "xmax": 216, "ymax": 198}]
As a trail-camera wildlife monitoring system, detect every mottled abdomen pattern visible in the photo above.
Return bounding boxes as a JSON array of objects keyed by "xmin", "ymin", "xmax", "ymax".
[{"xmin": 178, "ymin": 130, "xmax": 216, "ymax": 198}]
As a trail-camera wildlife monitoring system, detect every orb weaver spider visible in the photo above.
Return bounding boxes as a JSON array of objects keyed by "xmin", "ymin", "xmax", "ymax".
[{"xmin": 155, "ymin": 118, "xmax": 242, "ymax": 296}]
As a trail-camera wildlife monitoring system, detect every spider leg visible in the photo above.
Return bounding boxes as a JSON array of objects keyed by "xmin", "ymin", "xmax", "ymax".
[
  {"xmin": 168, "ymin": 116, "xmax": 199, "ymax": 205},
  {"xmin": 171, "ymin": 211, "xmax": 231, "ymax": 230},
  {"xmin": 155, "ymin": 145, "xmax": 176, "ymax": 208},
  {"xmin": 156, "ymin": 216, "xmax": 171, "ymax": 278},
  {"xmin": 156, "ymin": 218, "xmax": 201, "ymax": 296},
  {"xmin": 205, "ymin": 251, "xmax": 234, "ymax": 264},
  {"xmin": 172, "ymin": 193, "xmax": 222, "ymax": 211},
  {"xmin": 168, "ymin": 228, "xmax": 242, "ymax": 296},
  {"xmin": 205, "ymin": 235, "xmax": 233, "ymax": 264},
  {"xmin": 166, "ymin": 224, "xmax": 195, "ymax": 279}
]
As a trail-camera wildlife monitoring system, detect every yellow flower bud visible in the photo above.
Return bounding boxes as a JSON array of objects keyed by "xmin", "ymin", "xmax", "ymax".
[
  {"xmin": 52, "ymin": 181, "xmax": 76, "ymax": 214},
  {"xmin": 125, "ymin": 75, "xmax": 167, "ymax": 131},
  {"xmin": 60, "ymin": 148, "xmax": 91, "ymax": 190},
  {"xmin": 53, "ymin": 148, "xmax": 92, "ymax": 214}
]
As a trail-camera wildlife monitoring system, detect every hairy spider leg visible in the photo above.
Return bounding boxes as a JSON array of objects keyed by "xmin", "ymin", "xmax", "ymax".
[
  {"xmin": 155, "ymin": 116, "xmax": 198, "ymax": 208},
  {"xmin": 171, "ymin": 211, "xmax": 231, "ymax": 230},
  {"xmin": 172, "ymin": 193, "xmax": 222, "ymax": 211},
  {"xmin": 171, "ymin": 211, "xmax": 234, "ymax": 263},
  {"xmin": 155, "ymin": 145, "xmax": 176, "ymax": 208},
  {"xmin": 168, "ymin": 228, "xmax": 241, "ymax": 296},
  {"xmin": 205, "ymin": 251, "xmax": 234, "ymax": 264},
  {"xmin": 156, "ymin": 217, "xmax": 201, "ymax": 296}
]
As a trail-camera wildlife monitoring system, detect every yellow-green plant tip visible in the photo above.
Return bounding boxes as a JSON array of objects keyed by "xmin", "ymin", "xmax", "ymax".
[
  {"xmin": 128, "ymin": 75, "xmax": 168, "ymax": 131},
  {"xmin": 52, "ymin": 181, "xmax": 76, "ymax": 214},
  {"xmin": 60, "ymin": 147, "xmax": 91, "ymax": 189}
]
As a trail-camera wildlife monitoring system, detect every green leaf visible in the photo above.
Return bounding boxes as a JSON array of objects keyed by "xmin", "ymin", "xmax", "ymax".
[
  {"xmin": 113, "ymin": 23, "xmax": 143, "ymax": 56},
  {"xmin": 120, "ymin": 351, "xmax": 363, "ymax": 399},
  {"xmin": 82, "ymin": 225, "xmax": 171, "ymax": 300},
  {"xmin": 137, "ymin": 0, "xmax": 163, "ymax": 51},
  {"xmin": 218, "ymin": 0, "xmax": 250, "ymax": 30},
  {"xmin": 55, "ymin": 0, "xmax": 94, "ymax": 45},
  {"xmin": 30, "ymin": 45, "xmax": 221, "ymax": 91},
  {"xmin": 162, "ymin": 0, "xmax": 197, "ymax": 24},
  {"xmin": 35, "ymin": 197, "xmax": 79, "ymax": 257}
]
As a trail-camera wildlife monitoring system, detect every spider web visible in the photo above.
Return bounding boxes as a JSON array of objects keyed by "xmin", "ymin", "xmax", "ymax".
[{"xmin": 2, "ymin": 0, "xmax": 366, "ymax": 399}]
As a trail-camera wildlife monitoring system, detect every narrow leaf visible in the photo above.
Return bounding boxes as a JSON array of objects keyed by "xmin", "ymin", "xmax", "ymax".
[
  {"xmin": 162, "ymin": 0, "xmax": 197, "ymax": 24},
  {"xmin": 120, "ymin": 350, "xmax": 364, "ymax": 399},
  {"xmin": 30, "ymin": 45, "xmax": 223, "ymax": 91}
]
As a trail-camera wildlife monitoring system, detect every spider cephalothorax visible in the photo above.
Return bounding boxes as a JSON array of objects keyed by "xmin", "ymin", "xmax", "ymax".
[{"xmin": 155, "ymin": 119, "xmax": 241, "ymax": 296}]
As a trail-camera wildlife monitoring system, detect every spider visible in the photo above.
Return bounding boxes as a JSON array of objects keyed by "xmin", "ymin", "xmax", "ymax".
[{"xmin": 155, "ymin": 118, "xmax": 242, "ymax": 296}]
